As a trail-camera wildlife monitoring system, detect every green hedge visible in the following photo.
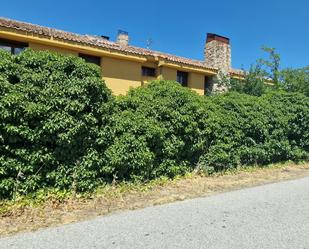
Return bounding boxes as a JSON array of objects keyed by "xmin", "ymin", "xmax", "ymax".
[
  {"xmin": 0, "ymin": 49, "xmax": 308, "ymax": 200},
  {"xmin": 203, "ymin": 91, "xmax": 309, "ymax": 169},
  {"xmin": 102, "ymin": 81, "xmax": 309, "ymax": 180},
  {"xmin": 100, "ymin": 81, "xmax": 209, "ymax": 180},
  {"xmin": 0, "ymin": 49, "xmax": 112, "ymax": 199}
]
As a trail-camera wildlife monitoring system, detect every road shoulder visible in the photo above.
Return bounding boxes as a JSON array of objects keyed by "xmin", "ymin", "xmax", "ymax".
[{"xmin": 1, "ymin": 162, "xmax": 309, "ymax": 237}]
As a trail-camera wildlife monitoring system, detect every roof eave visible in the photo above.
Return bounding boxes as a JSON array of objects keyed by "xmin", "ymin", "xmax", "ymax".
[{"xmin": 0, "ymin": 17, "xmax": 218, "ymax": 72}]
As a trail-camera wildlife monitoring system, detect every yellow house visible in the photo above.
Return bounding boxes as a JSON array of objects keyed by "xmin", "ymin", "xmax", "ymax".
[{"xmin": 0, "ymin": 17, "xmax": 242, "ymax": 95}]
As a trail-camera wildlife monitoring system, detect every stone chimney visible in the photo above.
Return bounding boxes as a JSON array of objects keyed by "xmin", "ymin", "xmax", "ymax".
[
  {"xmin": 117, "ymin": 30, "xmax": 129, "ymax": 46},
  {"xmin": 204, "ymin": 33, "xmax": 231, "ymax": 74},
  {"xmin": 204, "ymin": 33, "xmax": 231, "ymax": 92}
]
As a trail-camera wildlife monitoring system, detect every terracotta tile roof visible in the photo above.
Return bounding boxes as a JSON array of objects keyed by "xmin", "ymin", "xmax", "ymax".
[
  {"xmin": 0, "ymin": 17, "xmax": 217, "ymax": 71},
  {"xmin": 230, "ymin": 68, "xmax": 245, "ymax": 76}
]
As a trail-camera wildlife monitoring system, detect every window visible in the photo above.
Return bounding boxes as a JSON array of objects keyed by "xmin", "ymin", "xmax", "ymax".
[
  {"xmin": 79, "ymin": 53, "xmax": 101, "ymax": 66},
  {"xmin": 177, "ymin": 71, "xmax": 188, "ymax": 86},
  {"xmin": 204, "ymin": 76, "xmax": 213, "ymax": 95},
  {"xmin": 142, "ymin": 66, "xmax": 156, "ymax": 77},
  {"xmin": 0, "ymin": 39, "xmax": 28, "ymax": 54}
]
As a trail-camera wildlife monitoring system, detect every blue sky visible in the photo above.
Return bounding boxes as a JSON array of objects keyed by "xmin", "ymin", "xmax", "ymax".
[{"xmin": 1, "ymin": 0, "xmax": 309, "ymax": 69}]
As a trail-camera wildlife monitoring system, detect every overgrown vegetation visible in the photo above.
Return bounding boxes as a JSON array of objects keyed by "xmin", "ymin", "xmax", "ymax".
[
  {"xmin": 104, "ymin": 82, "xmax": 308, "ymax": 180},
  {"xmin": 0, "ymin": 49, "xmax": 308, "ymax": 201},
  {"xmin": 0, "ymin": 49, "xmax": 113, "ymax": 199},
  {"xmin": 221, "ymin": 46, "xmax": 309, "ymax": 97}
]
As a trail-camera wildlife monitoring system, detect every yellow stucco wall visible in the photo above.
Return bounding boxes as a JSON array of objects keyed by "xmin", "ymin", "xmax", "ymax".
[
  {"xmin": 160, "ymin": 66, "xmax": 177, "ymax": 81},
  {"xmin": 141, "ymin": 76, "xmax": 157, "ymax": 86},
  {"xmin": 188, "ymin": 72, "xmax": 205, "ymax": 95},
  {"xmin": 102, "ymin": 57, "xmax": 142, "ymax": 95},
  {"xmin": 29, "ymin": 42, "xmax": 78, "ymax": 56},
  {"xmin": 29, "ymin": 42, "xmax": 144, "ymax": 96},
  {"xmin": 0, "ymin": 31, "xmax": 215, "ymax": 96},
  {"xmin": 159, "ymin": 67, "xmax": 205, "ymax": 95},
  {"xmin": 142, "ymin": 61, "xmax": 158, "ymax": 68},
  {"xmin": 141, "ymin": 61, "xmax": 158, "ymax": 85}
]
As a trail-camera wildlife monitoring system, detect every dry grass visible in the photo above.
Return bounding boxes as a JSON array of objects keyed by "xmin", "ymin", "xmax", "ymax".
[{"xmin": 1, "ymin": 162, "xmax": 309, "ymax": 237}]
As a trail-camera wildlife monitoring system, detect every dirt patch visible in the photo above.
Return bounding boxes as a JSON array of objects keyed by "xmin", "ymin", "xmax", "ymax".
[{"xmin": 1, "ymin": 162, "xmax": 309, "ymax": 237}]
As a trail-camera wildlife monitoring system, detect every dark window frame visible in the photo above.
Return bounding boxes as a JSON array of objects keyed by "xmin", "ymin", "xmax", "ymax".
[
  {"xmin": 78, "ymin": 53, "xmax": 101, "ymax": 66},
  {"xmin": 177, "ymin": 71, "xmax": 188, "ymax": 87},
  {"xmin": 0, "ymin": 38, "xmax": 28, "ymax": 55},
  {"xmin": 204, "ymin": 76, "xmax": 213, "ymax": 95},
  {"xmin": 141, "ymin": 66, "xmax": 156, "ymax": 77}
]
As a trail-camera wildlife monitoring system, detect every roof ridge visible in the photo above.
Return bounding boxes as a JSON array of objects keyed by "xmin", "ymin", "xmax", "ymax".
[
  {"xmin": 0, "ymin": 17, "xmax": 217, "ymax": 71},
  {"xmin": 0, "ymin": 16, "xmax": 114, "ymax": 45}
]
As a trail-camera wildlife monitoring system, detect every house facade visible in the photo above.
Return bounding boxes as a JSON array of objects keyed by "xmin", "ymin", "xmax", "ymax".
[{"xmin": 0, "ymin": 17, "xmax": 242, "ymax": 95}]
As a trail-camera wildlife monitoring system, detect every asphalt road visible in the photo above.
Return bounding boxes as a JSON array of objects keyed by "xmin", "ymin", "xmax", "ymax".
[{"xmin": 1, "ymin": 177, "xmax": 309, "ymax": 249}]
